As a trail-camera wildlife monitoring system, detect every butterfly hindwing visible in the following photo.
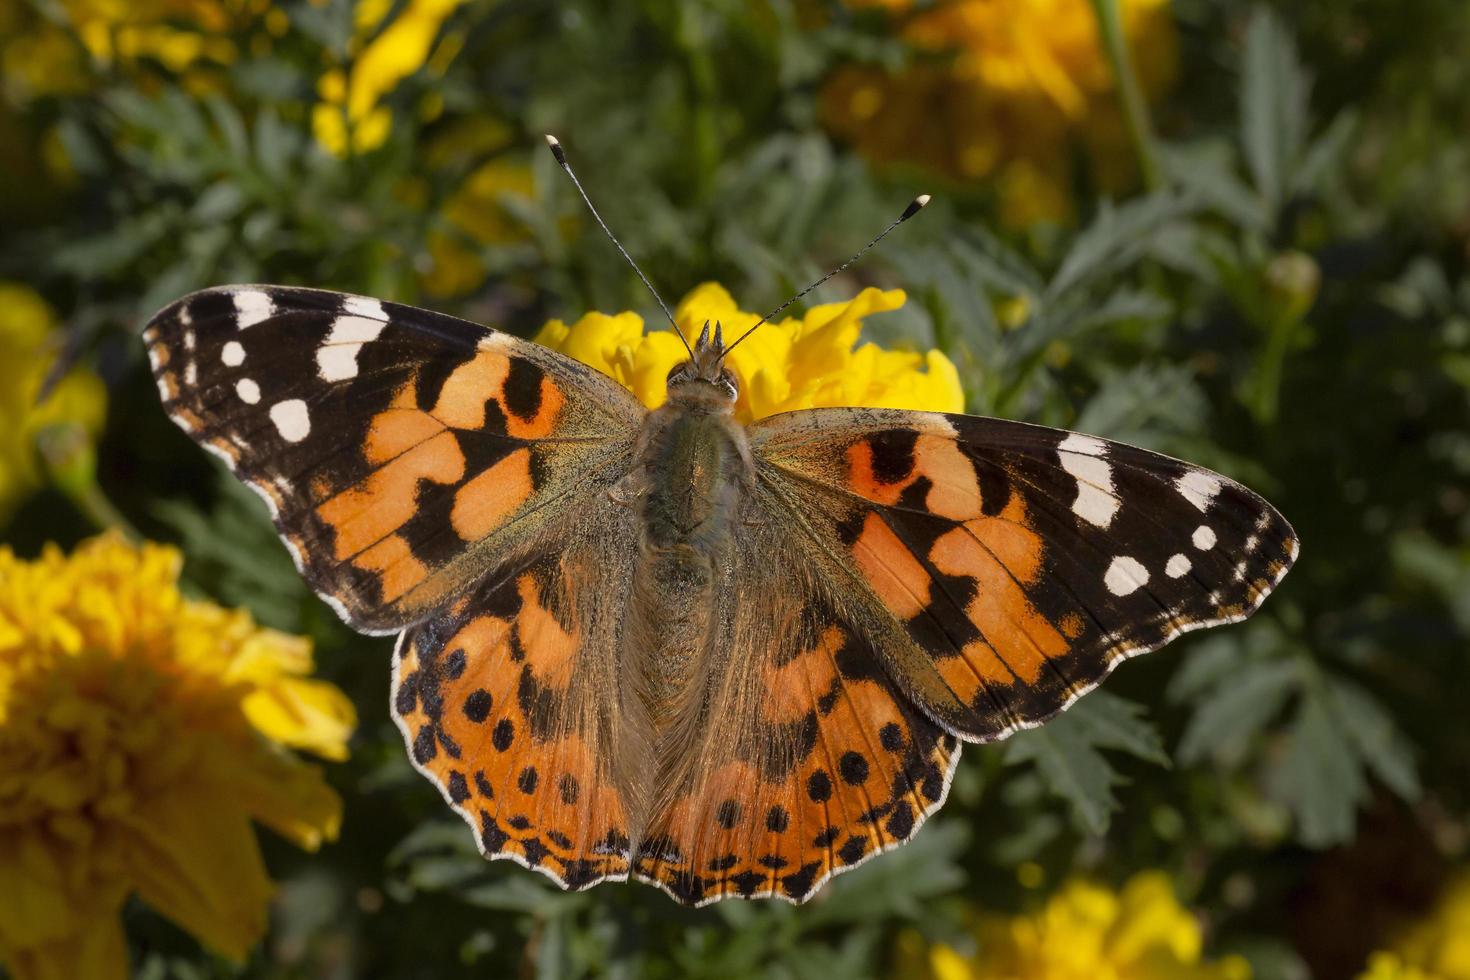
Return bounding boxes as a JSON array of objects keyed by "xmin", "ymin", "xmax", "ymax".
[
  {"xmin": 752, "ymin": 408, "xmax": 1298, "ymax": 742},
  {"xmin": 144, "ymin": 285, "xmax": 644, "ymax": 632},
  {"xmin": 392, "ymin": 508, "xmax": 642, "ymax": 891},
  {"xmin": 629, "ymin": 511, "xmax": 961, "ymax": 906}
]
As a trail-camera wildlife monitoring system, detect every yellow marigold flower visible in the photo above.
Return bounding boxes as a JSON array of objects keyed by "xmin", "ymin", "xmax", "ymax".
[
  {"xmin": 533, "ymin": 282, "xmax": 964, "ymax": 423},
  {"xmin": 422, "ymin": 157, "xmax": 537, "ymax": 297},
  {"xmin": 1357, "ymin": 871, "xmax": 1470, "ymax": 980},
  {"xmin": 0, "ymin": 283, "xmax": 106, "ymax": 526},
  {"xmin": 821, "ymin": 0, "xmax": 1177, "ymax": 226},
  {"xmin": 0, "ymin": 534, "xmax": 356, "ymax": 980},
  {"xmin": 905, "ymin": 872, "xmax": 1251, "ymax": 980},
  {"xmin": 1, "ymin": 0, "xmax": 278, "ymax": 101},
  {"xmin": 313, "ymin": 0, "xmax": 469, "ymax": 156}
]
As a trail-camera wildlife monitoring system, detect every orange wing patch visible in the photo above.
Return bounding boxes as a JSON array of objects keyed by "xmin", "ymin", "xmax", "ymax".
[
  {"xmin": 633, "ymin": 618, "xmax": 959, "ymax": 906},
  {"xmin": 836, "ymin": 430, "xmax": 1081, "ymax": 730},
  {"xmin": 846, "ymin": 429, "xmax": 986, "ymax": 520},
  {"xmin": 392, "ymin": 563, "xmax": 632, "ymax": 890},
  {"xmin": 307, "ymin": 349, "xmax": 582, "ymax": 623}
]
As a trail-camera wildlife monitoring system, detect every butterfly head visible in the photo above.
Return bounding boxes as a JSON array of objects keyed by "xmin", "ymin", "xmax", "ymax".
[{"xmin": 666, "ymin": 320, "xmax": 738, "ymax": 408}]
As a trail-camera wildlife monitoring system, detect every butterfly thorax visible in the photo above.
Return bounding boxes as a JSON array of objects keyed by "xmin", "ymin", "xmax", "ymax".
[{"xmin": 626, "ymin": 365, "xmax": 753, "ymax": 725}]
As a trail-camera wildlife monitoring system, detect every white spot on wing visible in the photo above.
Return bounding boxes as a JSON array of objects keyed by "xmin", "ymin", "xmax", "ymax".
[
  {"xmin": 1176, "ymin": 469, "xmax": 1222, "ymax": 512},
  {"xmin": 343, "ymin": 295, "xmax": 386, "ymax": 320},
  {"xmin": 270, "ymin": 398, "xmax": 311, "ymax": 442},
  {"xmin": 1058, "ymin": 433, "xmax": 1106, "ymax": 456},
  {"xmin": 317, "ymin": 314, "xmax": 386, "ymax": 382},
  {"xmin": 1192, "ymin": 525, "xmax": 1217, "ymax": 550},
  {"xmin": 236, "ymin": 378, "xmax": 261, "ymax": 404},
  {"xmin": 221, "ymin": 341, "xmax": 246, "ymax": 366},
  {"xmin": 1104, "ymin": 556, "xmax": 1150, "ymax": 596},
  {"xmin": 233, "ymin": 289, "xmax": 275, "ymax": 328},
  {"xmin": 1165, "ymin": 554, "xmax": 1192, "ymax": 578},
  {"xmin": 1057, "ymin": 433, "xmax": 1119, "ymax": 528}
]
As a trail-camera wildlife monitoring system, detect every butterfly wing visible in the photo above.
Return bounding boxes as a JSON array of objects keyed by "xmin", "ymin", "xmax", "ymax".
[
  {"xmin": 392, "ymin": 515, "xmax": 642, "ymax": 891},
  {"xmin": 144, "ymin": 285, "xmax": 645, "ymax": 633},
  {"xmin": 631, "ymin": 511, "xmax": 961, "ymax": 906},
  {"xmin": 750, "ymin": 407, "xmax": 1298, "ymax": 742},
  {"xmin": 148, "ymin": 284, "xmax": 646, "ymax": 890}
]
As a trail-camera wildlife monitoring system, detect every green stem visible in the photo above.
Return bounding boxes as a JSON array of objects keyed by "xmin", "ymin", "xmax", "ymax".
[
  {"xmin": 72, "ymin": 481, "xmax": 142, "ymax": 541},
  {"xmin": 1089, "ymin": 0, "xmax": 1162, "ymax": 190},
  {"xmin": 37, "ymin": 424, "xmax": 142, "ymax": 541},
  {"xmin": 1247, "ymin": 312, "xmax": 1299, "ymax": 426}
]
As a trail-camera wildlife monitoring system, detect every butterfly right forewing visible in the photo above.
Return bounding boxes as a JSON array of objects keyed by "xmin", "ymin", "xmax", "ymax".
[{"xmin": 751, "ymin": 407, "xmax": 1298, "ymax": 743}]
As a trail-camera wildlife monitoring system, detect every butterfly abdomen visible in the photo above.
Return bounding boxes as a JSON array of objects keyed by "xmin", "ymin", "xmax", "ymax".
[{"xmin": 627, "ymin": 407, "xmax": 752, "ymax": 716}]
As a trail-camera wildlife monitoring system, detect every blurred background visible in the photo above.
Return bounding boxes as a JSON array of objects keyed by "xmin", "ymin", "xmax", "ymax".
[{"xmin": 1, "ymin": 0, "xmax": 1468, "ymax": 977}]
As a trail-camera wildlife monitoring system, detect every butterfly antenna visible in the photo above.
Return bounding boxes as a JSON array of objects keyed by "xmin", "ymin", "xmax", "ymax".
[
  {"xmin": 719, "ymin": 194, "xmax": 931, "ymax": 360},
  {"xmin": 545, "ymin": 135, "xmax": 692, "ymax": 357}
]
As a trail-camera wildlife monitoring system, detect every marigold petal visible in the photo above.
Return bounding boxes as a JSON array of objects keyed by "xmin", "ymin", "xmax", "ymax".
[
  {"xmin": 122, "ymin": 785, "xmax": 275, "ymax": 960},
  {"xmin": 224, "ymin": 748, "xmax": 344, "ymax": 851},
  {"xmin": 674, "ymin": 281, "xmax": 746, "ymax": 331},
  {"xmin": 242, "ymin": 677, "xmax": 357, "ymax": 761},
  {"xmin": 0, "ymin": 835, "xmax": 76, "ymax": 950},
  {"xmin": 0, "ymin": 911, "xmax": 128, "ymax": 980},
  {"xmin": 629, "ymin": 332, "xmax": 689, "ymax": 409}
]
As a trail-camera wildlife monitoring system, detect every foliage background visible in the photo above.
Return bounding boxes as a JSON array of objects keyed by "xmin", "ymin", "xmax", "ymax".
[{"xmin": 2, "ymin": 0, "xmax": 1468, "ymax": 976}]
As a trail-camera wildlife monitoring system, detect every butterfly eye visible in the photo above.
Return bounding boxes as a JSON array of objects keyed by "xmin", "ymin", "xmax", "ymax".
[
  {"xmin": 720, "ymin": 369, "xmax": 739, "ymax": 398},
  {"xmin": 666, "ymin": 363, "xmax": 686, "ymax": 384}
]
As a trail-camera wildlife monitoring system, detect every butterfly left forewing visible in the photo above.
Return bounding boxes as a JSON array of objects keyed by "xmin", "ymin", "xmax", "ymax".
[
  {"xmin": 751, "ymin": 407, "xmax": 1297, "ymax": 743},
  {"xmin": 144, "ymin": 285, "xmax": 644, "ymax": 633}
]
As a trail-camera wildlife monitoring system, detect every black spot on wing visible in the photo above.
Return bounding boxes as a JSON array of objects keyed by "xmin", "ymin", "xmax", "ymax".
[
  {"xmin": 866, "ymin": 429, "xmax": 919, "ymax": 484},
  {"xmin": 502, "ymin": 357, "xmax": 545, "ymax": 422}
]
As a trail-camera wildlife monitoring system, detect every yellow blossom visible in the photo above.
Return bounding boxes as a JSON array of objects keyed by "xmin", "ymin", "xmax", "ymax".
[
  {"xmin": 821, "ymin": 0, "xmax": 1177, "ymax": 227},
  {"xmin": 1357, "ymin": 871, "xmax": 1470, "ymax": 980},
  {"xmin": 533, "ymin": 282, "xmax": 964, "ymax": 423},
  {"xmin": 904, "ymin": 872, "xmax": 1251, "ymax": 980},
  {"xmin": 0, "ymin": 534, "xmax": 356, "ymax": 980},
  {"xmin": 0, "ymin": 283, "xmax": 106, "ymax": 527},
  {"xmin": 0, "ymin": 0, "xmax": 262, "ymax": 101},
  {"xmin": 312, "ymin": 0, "xmax": 470, "ymax": 156},
  {"xmin": 422, "ymin": 157, "xmax": 537, "ymax": 296}
]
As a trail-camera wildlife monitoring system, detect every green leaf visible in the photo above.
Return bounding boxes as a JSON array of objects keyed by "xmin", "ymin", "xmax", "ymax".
[
  {"xmin": 1004, "ymin": 691, "xmax": 1167, "ymax": 834},
  {"xmin": 1068, "ymin": 689, "xmax": 1171, "ymax": 767},
  {"xmin": 1046, "ymin": 193, "xmax": 1192, "ymax": 300},
  {"xmin": 803, "ymin": 820, "xmax": 969, "ymax": 927},
  {"xmin": 1075, "ymin": 364, "xmax": 1206, "ymax": 448},
  {"xmin": 1327, "ymin": 677, "xmax": 1422, "ymax": 802},
  {"xmin": 1267, "ymin": 687, "xmax": 1368, "ymax": 847},
  {"xmin": 1176, "ymin": 658, "xmax": 1301, "ymax": 767},
  {"xmin": 1292, "ymin": 109, "xmax": 1358, "ymax": 195},
  {"xmin": 154, "ymin": 473, "xmax": 309, "ymax": 631},
  {"xmin": 1158, "ymin": 140, "xmax": 1270, "ymax": 232},
  {"xmin": 1240, "ymin": 6, "xmax": 1311, "ymax": 208},
  {"xmin": 1166, "ymin": 635, "xmax": 1246, "ymax": 703}
]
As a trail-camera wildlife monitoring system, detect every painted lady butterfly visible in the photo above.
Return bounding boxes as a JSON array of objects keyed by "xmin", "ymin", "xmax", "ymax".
[{"xmin": 144, "ymin": 146, "xmax": 1295, "ymax": 907}]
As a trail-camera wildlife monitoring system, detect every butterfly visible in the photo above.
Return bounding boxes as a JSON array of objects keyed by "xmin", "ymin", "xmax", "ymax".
[{"xmin": 143, "ymin": 147, "xmax": 1295, "ymax": 907}]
